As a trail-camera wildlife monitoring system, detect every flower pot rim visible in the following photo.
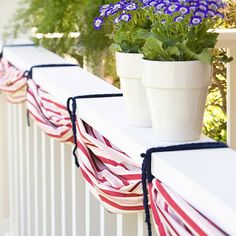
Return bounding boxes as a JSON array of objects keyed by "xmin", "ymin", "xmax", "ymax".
[
  {"xmin": 141, "ymin": 58, "xmax": 210, "ymax": 65},
  {"xmin": 116, "ymin": 51, "xmax": 143, "ymax": 56}
]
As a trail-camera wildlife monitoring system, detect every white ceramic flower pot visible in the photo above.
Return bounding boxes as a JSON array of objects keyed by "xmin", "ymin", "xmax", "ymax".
[
  {"xmin": 116, "ymin": 52, "xmax": 151, "ymax": 127},
  {"xmin": 142, "ymin": 60, "xmax": 211, "ymax": 141}
]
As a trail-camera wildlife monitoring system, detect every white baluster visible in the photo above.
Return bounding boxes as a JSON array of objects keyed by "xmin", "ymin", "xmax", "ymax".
[
  {"xmin": 117, "ymin": 214, "xmax": 123, "ymax": 236},
  {"xmin": 100, "ymin": 206, "xmax": 105, "ymax": 236},
  {"xmin": 13, "ymin": 105, "xmax": 20, "ymax": 236},
  {"xmin": 71, "ymin": 150, "xmax": 78, "ymax": 236},
  {"xmin": 50, "ymin": 139, "xmax": 62, "ymax": 236},
  {"xmin": 61, "ymin": 143, "xmax": 72, "ymax": 236},
  {"xmin": 85, "ymin": 184, "xmax": 90, "ymax": 236},
  {"xmin": 137, "ymin": 213, "xmax": 145, "ymax": 236},
  {"xmin": 42, "ymin": 132, "xmax": 51, "ymax": 236},
  {"xmin": 50, "ymin": 139, "xmax": 56, "ymax": 236},
  {"xmin": 18, "ymin": 104, "xmax": 26, "ymax": 236},
  {"xmin": 34, "ymin": 123, "xmax": 41, "ymax": 236},
  {"xmin": 8, "ymin": 103, "xmax": 14, "ymax": 236}
]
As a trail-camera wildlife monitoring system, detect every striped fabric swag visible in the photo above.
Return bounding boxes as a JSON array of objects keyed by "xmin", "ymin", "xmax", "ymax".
[
  {"xmin": 27, "ymin": 79, "xmax": 74, "ymax": 143},
  {"xmin": 149, "ymin": 179, "xmax": 227, "ymax": 236},
  {"xmin": 27, "ymin": 78, "xmax": 144, "ymax": 213},
  {"xmin": 75, "ymin": 118, "xmax": 144, "ymax": 213},
  {"xmin": 0, "ymin": 58, "xmax": 27, "ymax": 103}
]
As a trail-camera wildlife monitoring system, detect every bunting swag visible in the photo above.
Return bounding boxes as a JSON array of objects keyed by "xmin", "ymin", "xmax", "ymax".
[
  {"xmin": 27, "ymin": 79, "xmax": 144, "ymax": 213},
  {"xmin": 0, "ymin": 58, "xmax": 27, "ymax": 103},
  {"xmin": 73, "ymin": 119, "xmax": 144, "ymax": 213},
  {"xmin": 27, "ymin": 79, "xmax": 74, "ymax": 143},
  {"xmin": 149, "ymin": 180, "xmax": 227, "ymax": 236}
]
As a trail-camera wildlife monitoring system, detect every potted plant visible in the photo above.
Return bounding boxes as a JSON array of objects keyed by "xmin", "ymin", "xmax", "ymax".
[
  {"xmin": 141, "ymin": 0, "xmax": 227, "ymax": 141},
  {"xmin": 94, "ymin": 0, "xmax": 153, "ymax": 127}
]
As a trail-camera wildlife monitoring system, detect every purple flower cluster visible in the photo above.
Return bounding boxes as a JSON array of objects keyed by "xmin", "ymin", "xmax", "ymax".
[
  {"xmin": 94, "ymin": 1, "xmax": 140, "ymax": 29},
  {"xmin": 93, "ymin": 0, "xmax": 225, "ymax": 29},
  {"xmin": 149, "ymin": 0, "xmax": 225, "ymax": 25}
]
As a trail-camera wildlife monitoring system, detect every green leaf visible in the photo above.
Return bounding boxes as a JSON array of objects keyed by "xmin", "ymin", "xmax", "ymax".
[
  {"xmin": 109, "ymin": 43, "xmax": 122, "ymax": 52},
  {"xmin": 176, "ymin": 42, "xmax": 212, "ymax": 64},
  {"xmin": 142, "ymin": 37, "xmax": 175, "ymax": 61},
  {"xmin": 113, "ymin": 31, "xmax": 128, "ymax": 43},
  {"xmin": 137, "ymin": 29, "xmax": 154, "ymax": 39},
  {"xmin": 166, "ymin": 46, "xmax": 181, "ymax": 58},
  {"xmin": 196, "ymin": 49, "xmax": 213, "ymax": 64}
]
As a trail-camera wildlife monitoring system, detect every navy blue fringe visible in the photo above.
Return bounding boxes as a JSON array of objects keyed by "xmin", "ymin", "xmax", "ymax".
[
  {"xmin": 67, "ymin": 93, "xmax": 123, "ymax": 168},
  {"xmin": 141, "ymin": 141, "xmax": 228, "ymax": 236}
]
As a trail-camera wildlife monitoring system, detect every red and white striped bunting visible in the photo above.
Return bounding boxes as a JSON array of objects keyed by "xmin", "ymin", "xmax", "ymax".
[
  {"xmin": 0, "ymin": 58, "xmax": 27, "ymax": 103},
  {"xmin": 27, "ymin": 79, "xmax": 73, "ymax": 142},
  {"xmin": 27, "ymin": 78, "xmax": 144, "ymax": 212},
  {"xmin": 149, "ymin": 179, "xmax": 227, "ymax": 236}
]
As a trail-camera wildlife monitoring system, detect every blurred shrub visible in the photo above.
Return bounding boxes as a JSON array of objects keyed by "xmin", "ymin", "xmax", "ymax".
[{"xmin": 203, "ymin": 0, "xmax": 236, "ymax": 142}]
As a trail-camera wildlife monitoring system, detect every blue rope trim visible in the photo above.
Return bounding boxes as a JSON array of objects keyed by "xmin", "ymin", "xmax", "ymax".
[
  {"xmin": 26, "ymin": 63, "xmax": 79, "ymax": 127},
  {"xmin": 67, "ymin": 93, "xmax": 123, "ymax": 168},
  {"xmin": 141, "ymin": 141, "xmax": 228, "ymax": 236},
  {"xmin": 0, "ymin": 43, "xmax": 35, "ymax": 59}
]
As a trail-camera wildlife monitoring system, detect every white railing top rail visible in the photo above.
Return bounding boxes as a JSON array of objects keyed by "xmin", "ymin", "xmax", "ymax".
[{"xmin": 2, "ymin": 29, "xmax": 236, "ymax": 235}]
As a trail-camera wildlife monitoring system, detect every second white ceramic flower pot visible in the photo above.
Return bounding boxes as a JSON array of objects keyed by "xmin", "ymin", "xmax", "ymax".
[
  {"xmin": 116, "ymin": 52, "xmax": 151, "ymax": 127},
  {"xmin": 142, "ymin": 59, "xmax": 211, "ymax": 141}
]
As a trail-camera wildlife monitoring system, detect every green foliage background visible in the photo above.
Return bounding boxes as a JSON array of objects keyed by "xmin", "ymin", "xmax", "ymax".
[
  {"xmin": 6, "ymin": 0, "xmax": 236, "ymax": 142},
  {"xmin": 203, "ymin": 1, "xmax": 236, "ymax": 142}
]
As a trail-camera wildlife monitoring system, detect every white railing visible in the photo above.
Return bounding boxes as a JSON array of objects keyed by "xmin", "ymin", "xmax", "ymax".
[
  {"xmin": 2, "ymin": 99, "xmax": 151, "ymax": 236},
  {"xmin": 0, "ymin": 29, "xmax": 236, "ymax": 236},
  {"xmin": 0, "ymin": 45, "xmax": 152, "ymax": 236}
]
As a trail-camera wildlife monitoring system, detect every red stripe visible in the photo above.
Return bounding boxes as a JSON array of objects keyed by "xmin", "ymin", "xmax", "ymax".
[
  {"xmin": 156, "ymin": 180, "xmax": 207, "ymax": 236},
  {"xmin": 95, "ymin": 155, "xmax": 130, "ymax": 171},
  {"xmin": 28, "ymin": 110, "xmax": 72, "ymax": 139},
  {"xmin": 99, "ymin": 187, "xmax": 142, "ymax": 198},
  {"xmin": 149, "ymin": 184, "xmax": 179, "ymax": 236},
  {"xmin": 99, "ymin": 195, "xmax": 144, "ymax": 211},
  {"xmin": 41, "ymin": 96, "xmax": 66, "ymax": 110}
]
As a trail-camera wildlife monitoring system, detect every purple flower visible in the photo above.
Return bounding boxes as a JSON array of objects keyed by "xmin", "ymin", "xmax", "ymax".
[
  {"xmin": 189, "ymin": 6, "xmax": 197, "ymax": 12},
  {"xmin": 167, "ymin": 4, "xmax": 179, "ymax": 12},
  {"xmin": 215, "ymin": 12, "xmax": 224, "ymax": 18},
  {"xmin": 94, "ymin": 17, "xmax": 104, "ymax": 29},
  {"xmin": 148, "ymin": 0, "xmax": 157, "ymax": 7},
  {"xmin": 199, "ymin": 4, "xmax": 207, "ymax": 11},
  {"xmin": 190, "ymin": 16, "xmax": 202, "ymax": 25},
  {"xmin": 140, "ymin": 0, "xmax": 150, "ymax": 5},
  {"xmin": 105, "ymin": 8, "xmax": 117, "ymax": 17},
  {"xmin": 119, "ymin": 13, "xmax": 132, "ymax": 22},
  {"xmin": 156, "ymin": 3, "xmax": 165, "ymax": 10},
  {"xmin": 99, "ymin": 4, "xmax": 111, "ymax": 12},
  {"xmin": 174, "ymin": 15, "xmax": 184, "ymax": 22},
  {"xmin": 179, "ymin": 6, "xmax": 190, "ymax": 15},
  {"xmin": 125, "ymin": 3, "xmax": 138, "ymax": 11},
  {"xmin": 195, "ymin": 10, "xmax": 207, "ymax": 19},
  {"xmin": 207, "ymin": 10, "xmax": 216, "ymax": 17},
  {"xmin": 113, "ymin": 3, "xmax": 122, "ymax": 11},
  {"xmin": 114, "ymin": 17, "xmax": 120, "ymax": 24},
  {"xmin": 208, "ymin": 2, "xmax": 219, "ymax": 12}
]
